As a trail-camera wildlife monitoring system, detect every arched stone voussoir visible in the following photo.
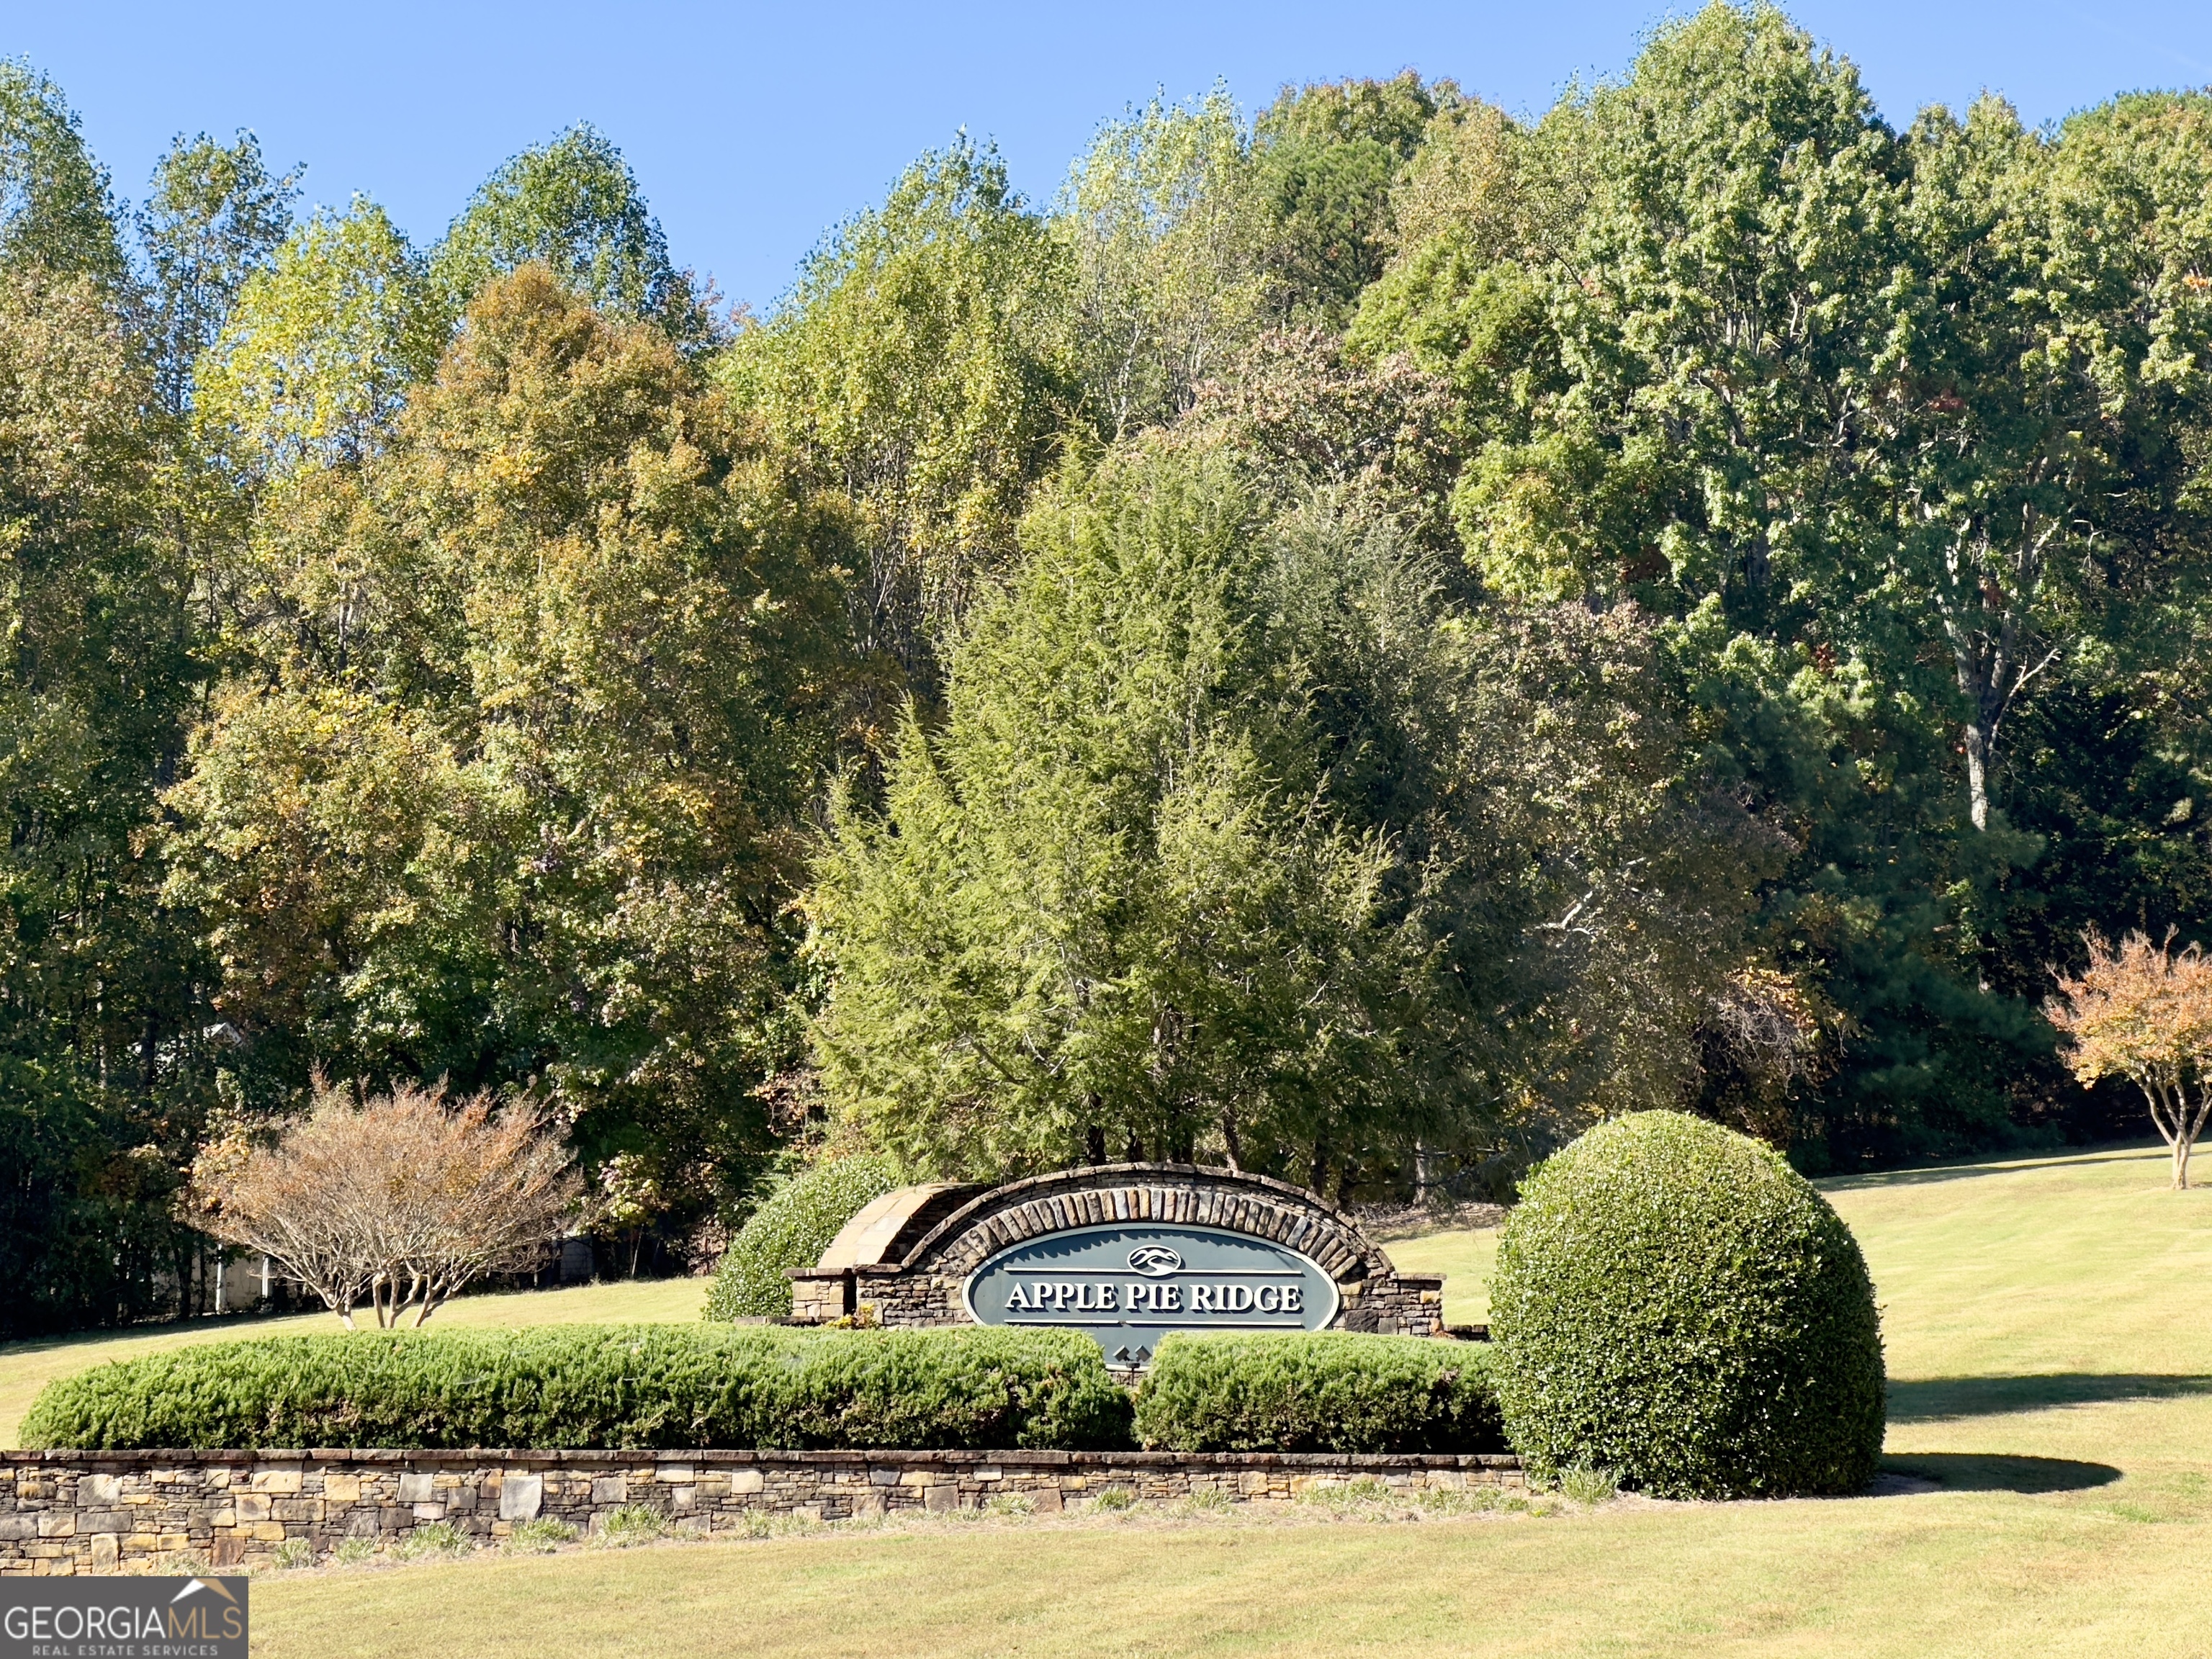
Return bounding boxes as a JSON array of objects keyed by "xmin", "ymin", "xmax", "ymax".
[{"xmin": 898, "ymin": 1163, "xmax": 1400, "ymax": 1284}]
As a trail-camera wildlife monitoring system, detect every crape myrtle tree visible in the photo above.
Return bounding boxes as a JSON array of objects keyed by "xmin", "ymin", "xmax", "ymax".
[
  {"xmin": 186, "ymin": 1074, "xmax": 583, "ymax": 1327},
  {"xmin": 2048, "ymin": 931, "xmax": 2212, "ymax": 1189},
  {"xmin": 809, "ymin": 448, "xmax": 1781, "ymax": 1195}
]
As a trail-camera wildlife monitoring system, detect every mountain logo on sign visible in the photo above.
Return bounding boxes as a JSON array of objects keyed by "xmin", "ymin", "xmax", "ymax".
[{"xmin": 1126, "ymin": 1245, "xmax": 1182, "ymax": 1277}]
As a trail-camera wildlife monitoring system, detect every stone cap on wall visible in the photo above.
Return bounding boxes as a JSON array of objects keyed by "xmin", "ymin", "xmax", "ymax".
[
  {"xmin": 814, "ymin": 1182, "xmax": 985, "ymax": 1272},
  {"xmin": 1, "ymin": 1447, "xmax": 1520, "ymax": 1472}
]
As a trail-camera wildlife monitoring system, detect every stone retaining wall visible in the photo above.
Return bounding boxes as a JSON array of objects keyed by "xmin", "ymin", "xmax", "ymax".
[{"xmin": 0, "ymin": 1448, "xmax": 1525, "ymax": 1575}]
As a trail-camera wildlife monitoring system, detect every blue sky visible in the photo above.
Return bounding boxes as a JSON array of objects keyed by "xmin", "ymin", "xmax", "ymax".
[{"xmin": 9, "ymin": 1, "xmax": 2212, "ymax": 314}]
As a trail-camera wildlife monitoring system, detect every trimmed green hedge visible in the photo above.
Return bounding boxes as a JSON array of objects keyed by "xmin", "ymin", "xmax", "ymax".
[
  {"xmin": 19, "ymin": 1324, "xmax": 1133, "ymax": 1452},
  {"xmin": 1490, "ymin": 1110, "xmax": 1887, "ymax": 1499},
  {"xmin": 704, "ymin": 1156, "xmax": 897, "ymax": 1321},
  {"xmin": 1132, "ymin": 1332, "xmax": 1506, "ymax": 1453}
]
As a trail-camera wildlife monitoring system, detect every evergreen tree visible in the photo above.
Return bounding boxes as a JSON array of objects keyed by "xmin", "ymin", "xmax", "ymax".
[
  {"xmin": 1251, "ymin": 72, "xmax": 1444, "ymax": 327},
  {"xmin": 811, "ymin": 451, "xmax": 1778, "ymax": 1192},
  {"xmin": 811, "ymin": 453, "xmax": 1439, "ymax": 1182}
]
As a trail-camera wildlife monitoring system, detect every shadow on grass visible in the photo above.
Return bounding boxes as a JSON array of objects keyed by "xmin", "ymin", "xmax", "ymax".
[
  {"xmin": 1882, "ymin": 1453, "xmax": 2122, "ymax": 1494},
  {"xmin": 0, "ymin": 1311, "xmax": 303, "ymax": 1363},
  {"xmin": 1889, "ymin": 1374, "xmax": 2212, "ymax": 1421},
  {"xmin": 1820, "ymin": 1143, "xmax": 2167, "ymax": 1192}
]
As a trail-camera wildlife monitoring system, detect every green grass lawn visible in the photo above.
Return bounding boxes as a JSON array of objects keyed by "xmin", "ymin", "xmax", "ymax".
[
  {"xmin": 0, "ymin": 1275, "xmax": 706, "ymax": 1448},
  {"xmin": 12, "ymin": 1143, "xmax": 2211, "ymax": 1655},
  {"xmin": 1385, "ymin": 1221, "xmax": 1498, "ymax": 1323}
]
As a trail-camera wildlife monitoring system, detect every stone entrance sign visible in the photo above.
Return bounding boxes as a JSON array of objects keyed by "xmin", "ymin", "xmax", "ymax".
[{"xmin": 789, "ymin": 1163, "xmax": 1444, "ymax": 1359}]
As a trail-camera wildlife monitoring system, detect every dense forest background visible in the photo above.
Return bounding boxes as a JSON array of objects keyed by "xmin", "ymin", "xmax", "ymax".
[{"xmin": 2, "ymin": 1, "xmax": 2207, "ymax": 1333}]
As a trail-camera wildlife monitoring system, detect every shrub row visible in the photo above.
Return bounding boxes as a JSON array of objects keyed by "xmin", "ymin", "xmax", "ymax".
[
  {"xmin": 19, "ymin": 1325, "xmax": 1132, "ymax": 1452},
  {"xmin": 22, "ymin": 1323, "xmax": 1511, "ymax": 1457},
  {"xmin": 1135, "ymin": 1331, "xmax": 1507, "ymax": 1453}
]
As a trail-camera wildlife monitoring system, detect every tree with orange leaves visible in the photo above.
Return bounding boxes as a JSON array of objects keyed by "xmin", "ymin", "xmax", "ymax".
[{"xmin": 2046, "ymin": 932, "xmax": 2212, "ymax": 1190}]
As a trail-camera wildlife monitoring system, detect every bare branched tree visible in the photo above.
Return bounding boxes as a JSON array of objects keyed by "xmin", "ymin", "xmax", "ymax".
[{"xmin": 185, "ymin": 1075, "xmax": 585, "ymax": 1328}]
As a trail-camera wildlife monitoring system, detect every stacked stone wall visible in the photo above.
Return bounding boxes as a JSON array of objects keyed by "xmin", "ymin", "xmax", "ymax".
[{"xmin": 0, "ymin": 1448, "xmax": 1524, "ymax": 1575}]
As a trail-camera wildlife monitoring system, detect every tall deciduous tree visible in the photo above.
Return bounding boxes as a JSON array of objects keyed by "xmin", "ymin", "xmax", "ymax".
[
  {"xmin": 160, "ymin": 682, "xmax": 501, "ymax": 1096},
  {"xmin": 420, "ymin": 268, "xmax": 848, "ymax": 1185},
  {"xmin": 0, "ymin": 63, "xmax": 123, "ymax": 281},
  {"xmin": 135, "ymin": 130, "xmax": 302, "ymax": 418},
  {"xmin": 1060, "ymin": 90, "xmax": 1269, "ymax": 441},
  {"xmin": 169, "ymin": 267, "xmax": 851, "ymax": 1223},
  {"xmin": 191, "ymin": 197, "xmax": 453, "ymax": 713},
  {"xmin": 1434, "ymin": 4, "xmax": 1910, "ymax": 619},
  {"xmin": 724, "ymin": 139, "xmax": 1076, "ymax": 700},
  {"xmin": 1362, "ymin": 4, "xmax": 2212, "ymax": 840},
  {"xmin": 431, "ymin": 124, "xmax": 703, "ymax": 339},
  {"xmin": 0, "ymin": 267, "xmax": 207, "ymax": 1332},
  {"xmin": 1894, "ymin": 92, "xmax": 2212, "ymax": 830},
  {"xmin": 1343, "ymin": 1, "xmax": 2212, "ymax": 1161},
  {"xmin": 194, "ymin": 197, "xmax": 444, "ymax": 480}
]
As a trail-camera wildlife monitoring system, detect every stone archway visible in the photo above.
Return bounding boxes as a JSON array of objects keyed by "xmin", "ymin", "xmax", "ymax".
[{"xmin": 789, "ymin": 1163, "xmax": 1445, "ymax": 1340}]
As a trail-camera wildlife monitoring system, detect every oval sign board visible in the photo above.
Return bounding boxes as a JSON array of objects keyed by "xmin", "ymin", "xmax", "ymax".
[{"xmin": 963, "ymin": 1223, "xmax": 1341, "ymax": 1365}]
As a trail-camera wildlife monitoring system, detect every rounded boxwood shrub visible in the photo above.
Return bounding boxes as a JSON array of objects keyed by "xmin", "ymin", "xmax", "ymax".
[
  {"xmin": 703, "ymin": 1155, "xmax": 896, "ymax": 1321},
  {"xmin": 19, "ymin": 1323, "xmax": 1133, "ymax": 1452},
  {"xmin": 1490, "ymin": 1110, "xmax": 1884, "ymax": 1498},
  {"xmin": 1133, "ymin": 1331, "xmax": 1506, "ymax": 1453}
]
